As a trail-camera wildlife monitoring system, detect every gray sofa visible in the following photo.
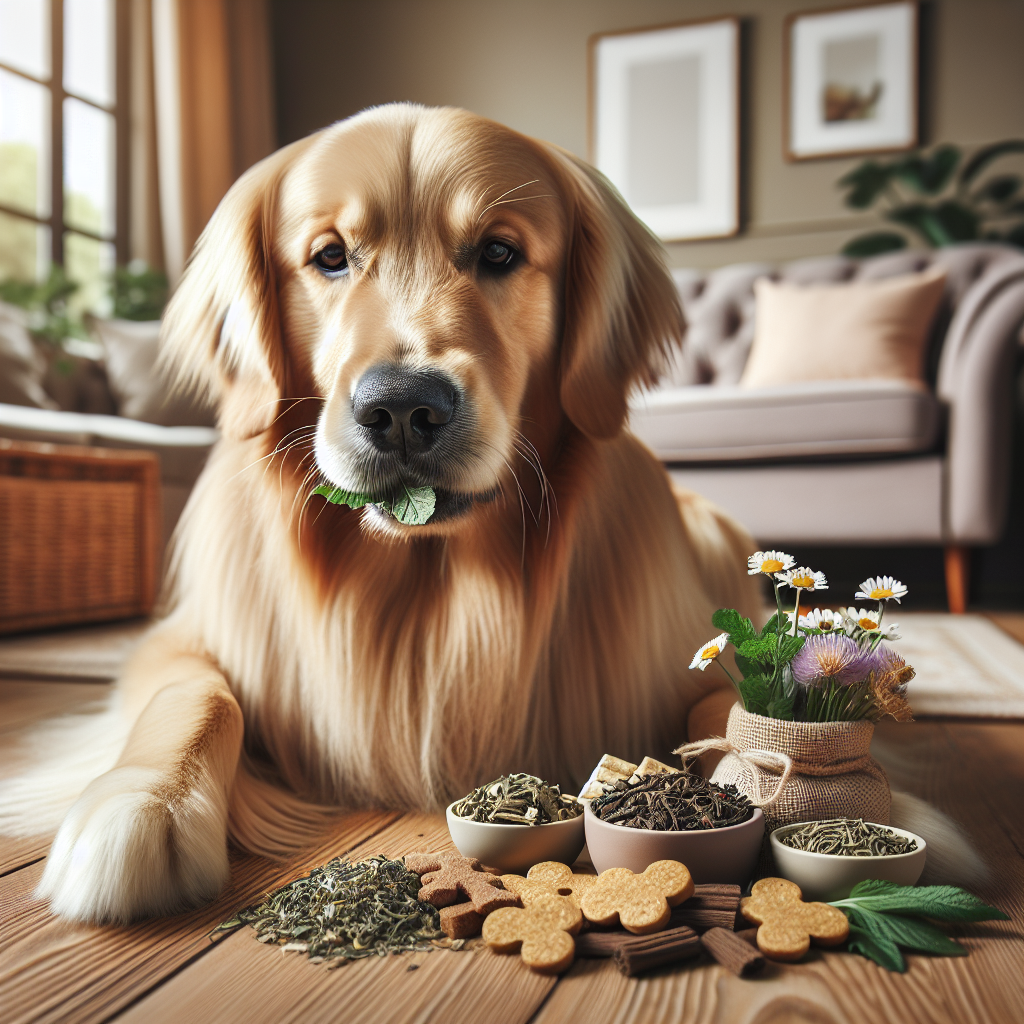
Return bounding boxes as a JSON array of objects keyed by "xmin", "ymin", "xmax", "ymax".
[{"xmin": 630, "ymin": 244, "xmax": 1024, "ymax": 612}]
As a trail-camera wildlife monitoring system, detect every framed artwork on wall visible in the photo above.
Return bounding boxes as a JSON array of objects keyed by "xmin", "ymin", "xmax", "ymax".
[
  {"xmin": 786, "ymin": 1, "xmax": 919, "ymax": 162},
  {"xmin": 589, "ymin": 18, "xmax": 739, "ymax": 242}
]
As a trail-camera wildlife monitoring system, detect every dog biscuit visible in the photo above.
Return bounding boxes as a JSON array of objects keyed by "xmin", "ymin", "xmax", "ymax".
[
  {"xmin": 580, "ymin": 860, "xmax": 695, "ymax": 934},
  {"xmin": 405, "ymin": 852, "xmax": 518, "ymax": 914},
  {"xmin": 740, "ymin": 877, "xmax": 850, "ymax": 962},
  {"xmin": 482, "ymin": 894, "xmax": 582, "ymax": 973},
  {"xmin": 500, "ymin": 861, "xmax": 597, "ymax": 909}
]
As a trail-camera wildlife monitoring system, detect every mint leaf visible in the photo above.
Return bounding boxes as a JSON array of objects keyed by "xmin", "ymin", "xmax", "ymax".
[
  {"xmin": 378, "ymin": 486, "xmax": 436, "ymax": 526},
  {"xmin": 847, "ymin": 922, "xmax": 906, "ymax": 972},
  {"xmin": 777, "ymin": 633, "xmax": 806, "ymax": 663},
  {"xmin": 845, "ymin": 907, "xmax": 966, "ymax": 959},
  {"xmin": 760, "ymin": 612, "xmax": 786, "ymax": 636},
  {"xmin": 765, "ymin": 694, "xmax": 794, "ymax": 720},
  {"xmin": 734, "ymin": 653, "xmax": 759, "ymax": 678},
  {"xmin": 712, "ymin": 609, "xmax": 757, "ymax": 646},
  {"xmin": 840, "ymin": 881, "xmax": 1009, "ymax": 923},
  {"xmin": 737, "ymin": 674, "xmax": 774, "ymax": 715},
  {"xmin": 313, "ymin": 485, "xmax": 375, "ymax": 508}
]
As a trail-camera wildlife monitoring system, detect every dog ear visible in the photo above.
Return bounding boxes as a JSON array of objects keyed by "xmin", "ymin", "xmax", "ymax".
[
  {"xmin": 159, "ymin": 141, "xmax": 307, "ymax": 440},
  {"xmin": 548, "ymin": 149, "xmax": 684, "ymax": 439}
]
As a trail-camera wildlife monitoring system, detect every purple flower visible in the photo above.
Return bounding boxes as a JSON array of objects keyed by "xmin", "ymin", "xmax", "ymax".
[{"xmin": 791, "ymin": 634, "xmax": 871, "ymax": 687}]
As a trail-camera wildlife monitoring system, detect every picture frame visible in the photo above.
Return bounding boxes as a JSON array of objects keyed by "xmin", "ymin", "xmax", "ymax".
[
  {"xmin": 589, "ymin": 18, "xmax": 739, "ymax": 242},
  {"xmin": 785, "ymin": 1, "xmax": 918, "ymax": 162}
]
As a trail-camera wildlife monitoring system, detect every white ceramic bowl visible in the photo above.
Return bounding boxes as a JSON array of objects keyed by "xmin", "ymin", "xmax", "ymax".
[
  {"xmin": 584, "ymin": 802, "xmax": 764, "ymax": 885},
  {"xmin": 445, "ymin": 803, "xmax": 586, "ymax": 874},
  {"xmin": 770, "ymin": 821, "xmax": 927, "ymax": 901}
]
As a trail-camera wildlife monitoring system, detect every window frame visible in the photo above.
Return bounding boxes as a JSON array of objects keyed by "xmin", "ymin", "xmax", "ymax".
[{"xmin": 0, "ymin": 0, "xmax": 129, "ymax": 269}]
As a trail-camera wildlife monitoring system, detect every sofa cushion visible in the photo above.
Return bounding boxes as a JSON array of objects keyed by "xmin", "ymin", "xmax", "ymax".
[
  {"xmin": 0, "ymin": 301, "xmax": 57, "ymax": 410},
  {"xmin": 740, "ymin": 267, "xmax": 947, "ymax": 388},
  {"xmin": 87, "ymin": 317, "xmax": 216, "ymax": 427},
  {"xmin": 0, "ymin": 402, "xmax": 219, "ymax": 485},
  {"xmin": 629, "ymin": 379, "xmax": 941, "ymax": 463}
]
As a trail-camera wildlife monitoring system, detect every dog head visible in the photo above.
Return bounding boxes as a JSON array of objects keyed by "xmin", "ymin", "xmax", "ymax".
[{"xmin": 162, "ymin": 104, "xmax": 682, "ymax": 537}]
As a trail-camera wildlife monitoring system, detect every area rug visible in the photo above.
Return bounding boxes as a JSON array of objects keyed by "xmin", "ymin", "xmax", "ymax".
[{"xmin": 892, "ymin": 614, "xmax": 1024, "ymax": 717}]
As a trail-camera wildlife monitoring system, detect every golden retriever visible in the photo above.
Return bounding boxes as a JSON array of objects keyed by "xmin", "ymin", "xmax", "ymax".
[{"xmin": 0, "ymin": 104, "xmax": 759, "ymax": 923}]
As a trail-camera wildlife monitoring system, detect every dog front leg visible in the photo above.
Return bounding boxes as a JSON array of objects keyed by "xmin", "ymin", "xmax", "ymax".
[{"xmin": 37, "ymin": 653, "xmax": 243, "ymax": 923}]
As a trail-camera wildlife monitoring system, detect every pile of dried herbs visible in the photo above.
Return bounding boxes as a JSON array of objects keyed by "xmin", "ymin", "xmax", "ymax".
[
  {"xmin": 779, "ymin": 818, "xmax": 918, "ymax": 857},
  {"xmin": 215, "ymin": 855, "xmax": 442, "ymax": 964},
  {"xmin": 591, "ymin": 770, "xmax": 754, "ymax": 830},
  {"xmin": 450, "ymin": 772, "xmax": 582, "ymax": 825}
]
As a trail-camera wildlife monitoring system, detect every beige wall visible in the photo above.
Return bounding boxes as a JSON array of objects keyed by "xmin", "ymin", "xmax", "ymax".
[{"xmin": 270, "ymin": 0, "xmax": 1024, "ymax": 269}]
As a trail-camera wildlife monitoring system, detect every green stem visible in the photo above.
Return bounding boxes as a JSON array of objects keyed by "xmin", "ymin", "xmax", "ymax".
[
  {"xmin": 717, "ymin": 661, "xmax": 741, "ymax": 688},
  {"xmin": 774, "ymin": 582, "xmax": 785, "ymax": 631},
  {"xmin": 791, "ymin": 588, "xmax": 803, "ymax": 636}
]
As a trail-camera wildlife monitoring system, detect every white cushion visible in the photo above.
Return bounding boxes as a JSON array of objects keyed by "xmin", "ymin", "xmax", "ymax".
[{"xmin": 630, "ymin": 379, "xmax": 941, "ymax": 462}]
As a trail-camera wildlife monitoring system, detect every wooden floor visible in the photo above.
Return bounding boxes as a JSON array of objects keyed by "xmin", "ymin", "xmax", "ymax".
[{"xmin": 1, "ymin": 619, "xmax": 1023, "ymax": 1024}]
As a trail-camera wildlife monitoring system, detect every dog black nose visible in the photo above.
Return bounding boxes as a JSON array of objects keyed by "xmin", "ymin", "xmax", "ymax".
[{"xmin": 352, "ymin": 365, "xmax": 456, "ymax": 456}]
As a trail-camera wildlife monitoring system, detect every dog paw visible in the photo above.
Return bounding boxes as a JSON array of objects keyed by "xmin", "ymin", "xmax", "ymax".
[{"xmin": 37, "ymin": 765, "xmax": 230, "ymax": 923}]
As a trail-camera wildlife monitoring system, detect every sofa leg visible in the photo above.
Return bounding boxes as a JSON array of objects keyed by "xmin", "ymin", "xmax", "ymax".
[{"xmin": 944, "ymin": 545, "xmax": 969, "ymax": 614}]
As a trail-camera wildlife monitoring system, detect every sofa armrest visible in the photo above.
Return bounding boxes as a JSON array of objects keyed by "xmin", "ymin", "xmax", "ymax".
[{"xmin": 936, "ymin": 263, "xmax": 1024, "ymax": 543}]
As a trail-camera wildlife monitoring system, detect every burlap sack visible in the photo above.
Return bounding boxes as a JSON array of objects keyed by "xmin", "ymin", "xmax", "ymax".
[{"xmin": 679, "ymin": 703, "xmax": 890, "ymax": 835}]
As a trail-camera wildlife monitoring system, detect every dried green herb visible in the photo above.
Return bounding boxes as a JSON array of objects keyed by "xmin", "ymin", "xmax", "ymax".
[
  {"xmin": 214, "ymin": 855, "xmax": 442, "ymax": 963},
  {"xmin": 451, "ymin": 773, "xmax": 582, "ymax": 825},
  {"xmin": 314, "ymin": 484, "xmax": 436, "ymax": 526},
  {"xmin": 591, "ymin": 770, "xmax": 753, "ymax": 830},
  {"xmin": 778, "ymin": 818, "xmax": 918, "ymax": 857}
]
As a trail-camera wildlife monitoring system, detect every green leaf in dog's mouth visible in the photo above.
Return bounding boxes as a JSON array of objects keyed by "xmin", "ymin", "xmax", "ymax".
[{"xmin": 313, "ymin": 484, "xmax": 436, "ymax": 526}]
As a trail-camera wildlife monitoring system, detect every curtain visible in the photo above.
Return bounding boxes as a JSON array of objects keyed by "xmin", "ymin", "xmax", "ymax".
[{"xmin": 142, "ymin": 0, "xmax": 277, "ymax": 285}]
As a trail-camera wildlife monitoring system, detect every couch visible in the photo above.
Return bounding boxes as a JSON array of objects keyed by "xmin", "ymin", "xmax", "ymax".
[
  {"xmin": 0, "ymin": 310, "xmax": 218, "ymax": 552},
  {"xmin": 630, "ymin": 243, "xmax": 1024, "ymax": 612}
]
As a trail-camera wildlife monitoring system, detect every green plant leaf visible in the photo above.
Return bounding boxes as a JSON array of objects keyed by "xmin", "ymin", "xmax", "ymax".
[
  {"xmin": 313, "ymin": 485, "xmax": 375, "ymax": 508},
  {"xmin": 736, "ymin": 674, "xmax": 774, "ymax": 716},
  {"xmin": 734, "ymin": 653, "xmax": 759, "ymax": 678},
  {"xmin": 712, "ymin": 608, "xmax": 757, "ymax": 647},
  {"xmin": 845, "ymin": 907, "xmax": 967, "ymax": 959},
  {"xmin": 737, "ymin": 634, "xmax": 779, "ymax": 664},
  {"xmin": 840, "ymin": 881, "xmax": 1009, "ymax": 922},
  {"xmin": 777, "ymin": 633, "xmax": 806, "ymax": 663},
  {"xmin": 896, "ymin": 146, "xmax": 960, "ymax": 195},
  {"xmin": 886, "ymin": 204, "xmax": 954, "ymax": 246},
  {"xmin": 847, "ymin": 923, "xmax": 906, "ymax": 972},
  {"xmin": 934, "ymin": 201, "xmax": 980, "ymax": 241},
  {"xmin": 380, "ymin": 485, "xmax": 436, "ymax": 526},
  {"xmin": 974, "ymin": 174, "xmax": 1021, "ymax": 205},
  {"xmin": 842, "ymin": 232, "xmax": 908, "ymax": 258},
  {"xmin": 839, "ymin": 161, "xmax": 895, "ymax": 208},
  {"xmin": 765, "ymin": 694, "xmax": 794, "ymax": 720},
  {"xmin": 959, "ymin": 140, "xmax": 1024, "ymax": 186}
]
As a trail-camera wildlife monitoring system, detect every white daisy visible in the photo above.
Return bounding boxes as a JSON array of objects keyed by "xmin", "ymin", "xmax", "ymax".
[
  {"xmin": 747, "ymin": 550, "xmax": 795, "ymax": 576},
  {"xmin": 839, "ymin": 607, "xmax": 900, "ymax": 639},
  {"xmin": 776, "ymin": 567, "xmax": 828, "ymax": 591},
  {"xmin": 689, "ymin": 632, "xmax": 730, "ymax": 671},
  {"xmin": 788, "ymin": 607, "xmax": 842, "ymax": 632},
  {"xmin": 856, "ymin": 576, "xmax": 908, "ymax": 603}
]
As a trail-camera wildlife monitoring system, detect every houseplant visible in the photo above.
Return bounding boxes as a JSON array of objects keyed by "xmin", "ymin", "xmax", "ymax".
[
  {"xmin": 838, "ymin": 139, "xmax": 1024, "ymax": 257},
  {"xmin": 676, "ymin": 552, "xmax": 915, "ymax": 833}
]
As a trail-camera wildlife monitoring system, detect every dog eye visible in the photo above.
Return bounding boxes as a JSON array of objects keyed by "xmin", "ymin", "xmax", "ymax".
[
  {"xmin": 313, "ymin": 244, "xmax": 349, "ymax": 276},
  {"xmin": 480, "ymin": 240, "xmax": 517, "ymax": 270}
]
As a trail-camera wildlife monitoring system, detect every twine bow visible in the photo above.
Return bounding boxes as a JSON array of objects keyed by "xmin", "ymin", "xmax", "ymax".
[{"xmin": 673, "ymin": 737, "xmax": 795, "ymax": 810}]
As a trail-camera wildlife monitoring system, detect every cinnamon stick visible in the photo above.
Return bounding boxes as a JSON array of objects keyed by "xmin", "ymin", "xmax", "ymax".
[
  {"xmin": 700, "ymin": 927, "xmax": 766, "ymax": 977},
  {"xmin": 669, "ymin": 883, "xmax": 742, "ymax": 932},
  {"xmin": 612, "ymin": 927, "xmax": 702, "ymax": 976}
]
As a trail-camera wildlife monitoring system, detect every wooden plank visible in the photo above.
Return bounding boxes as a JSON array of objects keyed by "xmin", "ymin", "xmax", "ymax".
[
  {"xmin": 0, "ymin": 620, "xmax": 148, "ymax": 682},
  {"xmin": 0, "ymin": 680, "xmax": 111, "ymax": 736},
  {"xmin": 116, "ymin": 813, "xmax": 557, "ymax": 1024},
  {"xmin": 984, "ymin": 612, "xmax": 1024, "ymax": 648},
  {"xmin": 0, "ymin": 810, "xmax": 400, "ymax": 1024}
]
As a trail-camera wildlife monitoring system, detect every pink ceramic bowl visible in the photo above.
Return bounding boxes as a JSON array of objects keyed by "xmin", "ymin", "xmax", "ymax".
[{"xmin": 583, "ymin": 802, "xmax": 764, "ymax": 885}]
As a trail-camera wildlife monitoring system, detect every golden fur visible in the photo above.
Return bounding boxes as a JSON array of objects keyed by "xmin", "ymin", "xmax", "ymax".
[{"xmin": 0, "ymin": 104, "xmax": 759, "ymax": 922}]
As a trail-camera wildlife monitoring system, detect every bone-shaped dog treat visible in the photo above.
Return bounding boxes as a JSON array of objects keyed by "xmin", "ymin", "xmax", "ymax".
[
  {"xmin": 482, "ymin": 894, "xmax": 582, "ymax": 973},
  {"xmin": 580, "ymin": 860, "xmax": 695, "ymax": 934},
  {"xmin": 405, "ymin": 852, "xmax": 518, "ymax": 914},
  {"xmin": 740, "ymin": 877, "xmax": 850, "ymax": 961},
  {"xmin": 500, "ymin": 861, "xmax": 597, "ymax": 909}
]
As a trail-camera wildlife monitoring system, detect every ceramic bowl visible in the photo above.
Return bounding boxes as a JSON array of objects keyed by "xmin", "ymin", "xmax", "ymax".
[
  {"xmin": 770, "ymin": 822, "xmax": 927, "ymax": 901},
  {"xmin": 445, "ymin": 804, "xmax": 586, "ymax": 874},
  {"xmin": 583, "ymin": 802, "xmax": 764, "ymax": 884}
]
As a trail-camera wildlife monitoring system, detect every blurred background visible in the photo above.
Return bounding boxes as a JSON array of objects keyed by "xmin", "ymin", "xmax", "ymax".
[{"xmin": 0, "ymin": 0, "xmax": 1021, "ymax": 620}]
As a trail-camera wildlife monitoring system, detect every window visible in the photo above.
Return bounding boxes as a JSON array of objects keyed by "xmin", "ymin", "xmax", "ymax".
[{"xmin": 0, "ymin": 0, "xmax": 126, "ymax": 313}]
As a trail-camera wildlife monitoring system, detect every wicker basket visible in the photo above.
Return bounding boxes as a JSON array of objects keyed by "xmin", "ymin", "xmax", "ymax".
[{"xmin": 0, "ymin": 438, "xmax": 161, "ymax": 634}]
